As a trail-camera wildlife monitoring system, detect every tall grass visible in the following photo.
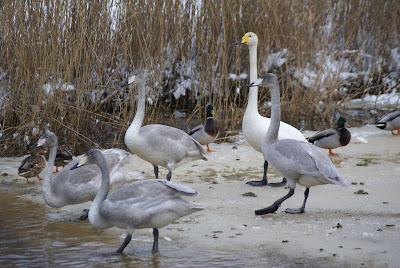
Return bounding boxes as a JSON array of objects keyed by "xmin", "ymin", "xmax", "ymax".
[{"xmin": 0, "ymin": 0, "xmax": 399, "ymax": 156}]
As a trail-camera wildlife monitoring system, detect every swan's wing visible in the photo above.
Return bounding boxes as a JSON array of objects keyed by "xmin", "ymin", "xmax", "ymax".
[
  {"xmin": 106, "ymin": 180, "xmax": 176, "ymax": 205},
  {"xmin": 53, "ymin": 149, "xmax": 141, "ymax": 202},
  {"xmin": 270, "ymin": 140, "xmax": 349, "ymax": 187},
  {"xmin": 110, "ymin": 153, "xmax": 147, "ymax": 183},
  {"xmin": 157, "ymin": 180, "xmax": 198, "ymax": 195},
  {"xmin": 107, "ymin": 179, "xmax": 197, "ymax": 203},
  {"xmin": 140, "ymin": 124, "xmax": 206, "ymax": 157},
  {"xmin": 101, "ymin": 179, "xmax": 204, "ymax": 225},
  {"xmin": 307, "ymin": 128, "xmax": 337, "ymax": 142},
  {"xmin": 301, "ymin": 143, "xmax": 349, "ymax": 186},
  {"xmin": 188, "ymin": 124, "xmax": 204, "ymax": 135}
]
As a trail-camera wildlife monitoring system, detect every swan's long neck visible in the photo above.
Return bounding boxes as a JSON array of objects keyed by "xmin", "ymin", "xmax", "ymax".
[
  {"xmin": 125, "ymin": 82, "xmax": 146, "ymax": 147},
  {"xmin": 42, "ymin": 143, "xmax": 57, "ymax": 206},
  {"xmin": 264, "ymin": 80, "xmax": 280, "ymax": 147},
  {"xmin": 246, "ymin": 44, "xmax": 259, "ymax": 115},
  {"xmin": 89, "ymin": 156, "xmax": 110, "ymax": 228},
  {"xmin": 92, "ymin": 157, "xmax": 110, "ymax": 205}
]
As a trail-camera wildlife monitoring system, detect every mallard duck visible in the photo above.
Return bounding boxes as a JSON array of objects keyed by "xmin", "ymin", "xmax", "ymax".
[
  {"xmin": 55, "ymin": 147, "xmax": 73, "ymax": 172},
  {"xmin": 307, "ymin": 117, "xmax": 351, "ymax": 156},
  {"xmin": 121, "ymin": 70, "xmax": 207, "ymax": 181},
  {"xmin": 71, "ymin": 149, "xmax": 205, "ymax": 254},
  {"xmin": 33, "ymin": 131, "xmax": 145, "ymax": 209},
  {"xmin": 18, "ymin": 146, "xmax": 46, "ymax": 184},
  {"xmin": 235, "ymin": 32, "xmax": 306, "ymax": 187},
  {"xmin": 44, "ymin": 146, "xmax": 73, "ymax": 172},
  {"xmin": 188, "ymin": 104, "xmax": 219, "ymax": 152},
  {"xmin": 247, "ymin": 74, "xmax": 350, "ymax": 215},
  {"xmin": 376, "ymin": 109, "xmax": 400, "ymax": 135}
]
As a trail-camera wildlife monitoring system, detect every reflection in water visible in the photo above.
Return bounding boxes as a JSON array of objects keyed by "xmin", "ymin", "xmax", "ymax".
[{"xmin": 0, "ymin": 190, "xmax": 259, "ymax": 267}]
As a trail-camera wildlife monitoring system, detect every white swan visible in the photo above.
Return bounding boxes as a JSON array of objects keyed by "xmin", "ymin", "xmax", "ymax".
[
  {"xmin": 34, "ymin": 131, "xmax": 145, "ymax": 209},
  {"xmin": 235, "ymin": 32, "xmax": 306, "ymax": 187},
  {"xmin": 71, "ymin": 149, "xmax": 205, "ymax": 254},
  {"xmin": 121, "ymin": 70, "xmax": 207, "ymax": 181},
  {"xmin": 247, "ymin": 74, "xmax": 350, "ymax": 214}
]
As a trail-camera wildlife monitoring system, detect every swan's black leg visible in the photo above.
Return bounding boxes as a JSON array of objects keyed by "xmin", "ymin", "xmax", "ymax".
[
  {"xmin": 153, "ymin": 165, "xmax": 159, "ymax": 179},
  {"xmin": 166, "ymin": 171, "xmax": 172, "ymax": 181},
  {"xmin": 63, "ymin": 209, "xmax": 89, "ymax": 222},
  {"xmin": 255, "ymin": 188, "xmax": 295, "ymax": 215},
  {"xmin": 116, "ymin": 234, "xmax": 132, "ymax": 253},
  {"xmin": 285, "ymin": 188, "xmax": 309, "ymax": 214},
  {"xmin": 246, "ymin": 161, "xmax": 287, "ymax": 187},
  {"xmin": 76, "ymin": 209, "xmax": 89, "ymax": 221},
  {"xmin": 152, "ymin": 228, "xmax": 159, "ymax": 254}
]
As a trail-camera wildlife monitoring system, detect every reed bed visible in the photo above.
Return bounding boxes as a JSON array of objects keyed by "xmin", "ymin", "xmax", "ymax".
[{"xmin": 0, "ymin": 0, "xmax": 399, "ymax": 156}]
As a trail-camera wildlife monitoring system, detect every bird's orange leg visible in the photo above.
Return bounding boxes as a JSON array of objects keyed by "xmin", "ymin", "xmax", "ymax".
[
  {"xmin": 206, "ymin": 144, "xmax": 215, "ymax": 153},
  {"xmin": 37, "ymin": 175, "xmax": 43, "ymax": 181},
  {"xmin": 328, "ymin": 148, "xmax": 338, "ymax": 156},
  {"xmin": 25, "ymin": 178, "xmax": 35, "ymax": 184},
  {"xmin": 391, "ymin": 127, "xmax": 400, "ymax": 135}
]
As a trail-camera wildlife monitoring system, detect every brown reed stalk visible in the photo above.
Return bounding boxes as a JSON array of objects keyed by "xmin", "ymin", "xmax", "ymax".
[{"xmin": 0, "ymin": 0, "xmax": 398, "ymax": 156}]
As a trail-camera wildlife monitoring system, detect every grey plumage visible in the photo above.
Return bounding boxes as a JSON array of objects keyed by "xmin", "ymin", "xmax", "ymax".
[
  {"xmin": 72, "ymin": 149, "xmax": 205, "ymax": 254},
  {"xmin": 247, "ymin": 74, "xmax": 350, "ymax": 215}
]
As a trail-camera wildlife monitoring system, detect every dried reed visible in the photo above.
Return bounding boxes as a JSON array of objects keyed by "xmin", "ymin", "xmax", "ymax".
[{"xmin": 0, "ymin": 0, "xmax": 398, "ymax": 156}]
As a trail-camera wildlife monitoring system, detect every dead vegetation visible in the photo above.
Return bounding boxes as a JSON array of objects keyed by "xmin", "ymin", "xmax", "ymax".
[{"xmin": 0, "ymin": 0, "xmax": 399, "ymax": 156}]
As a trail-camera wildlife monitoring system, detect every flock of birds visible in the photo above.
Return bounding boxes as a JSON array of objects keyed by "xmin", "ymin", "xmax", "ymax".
[{"xmin": 16, "ymin": 32, "xmax": 400, "ymax": 254}]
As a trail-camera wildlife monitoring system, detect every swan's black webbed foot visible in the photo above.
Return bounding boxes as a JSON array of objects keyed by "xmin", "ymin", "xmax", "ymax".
[
  {"xmin": 246, "ymin": 177, "xmax": 287, "ymax": 187},
  {"xmin": 267, "ymin": 178, "xmax": 287, "ymax": 187},
  {"xmin": 285, "ymin": 208, "xmax": 305, "ymax": 214},
  {"xmin": 77, "ymin": 209, "xmax": 89, "ymax": 220},
  {"xmin": 246, "ymin": 179, "xmax": 268, "ymax": 186},
  {"xmin": 64, "ymin": 209, "xmax": 89, "ymax": 222},
  {"xmin": 255, "ymin": 204, "xmax": 280, "ymax": 215}
]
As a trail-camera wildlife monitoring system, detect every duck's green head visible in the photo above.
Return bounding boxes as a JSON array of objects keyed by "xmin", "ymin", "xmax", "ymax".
[
  {"xmin": 206, "ymin": 105, "xmax": 215, "ymax": 117},
  {"xmin": 337, "ymin": 117, "xmax": 350, "ymax": 128}
]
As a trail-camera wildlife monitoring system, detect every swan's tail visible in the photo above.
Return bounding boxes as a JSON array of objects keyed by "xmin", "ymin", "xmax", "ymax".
[
  {"xmin": 331, "ymin": 176, "xmax": 351, "ymax": 188},
  {"xmin": 191, "ymin": 202, "xmax": 206, "ymax": 211},
  {"xmin": 190, "ymin": 137, "xmax": 208, "ymax": 161}
]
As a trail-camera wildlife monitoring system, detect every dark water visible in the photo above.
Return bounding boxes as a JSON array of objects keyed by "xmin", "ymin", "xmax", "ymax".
[{"xmin": 0, "ymin": 190, "xmax": 267, "ymax": 268}]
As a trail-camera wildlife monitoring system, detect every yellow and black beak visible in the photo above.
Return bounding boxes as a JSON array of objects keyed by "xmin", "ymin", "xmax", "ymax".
[
  {"xmin": 234, "ymin": 35, "xmax": 249, "ymax": 45},
  {"xmin": 70, "ymin": 155, "xmax": 88, "ymax": 170}
]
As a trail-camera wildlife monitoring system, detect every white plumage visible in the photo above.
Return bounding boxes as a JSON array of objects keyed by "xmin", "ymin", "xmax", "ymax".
[{"xmin": 235, "ymin": 32, "xmax": 306, "ymax": 186}]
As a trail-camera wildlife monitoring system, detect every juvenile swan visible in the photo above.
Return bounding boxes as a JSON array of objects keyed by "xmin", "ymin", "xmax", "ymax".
[
  {"xmin": 247, "ymin": 74, "xmax": 350, "ymax": 215},
  {"xmin": 34, "ymin": 131, "xmax": 144, "ymax": 209},
  {"xmin": 121, "ymin": 70, "xmax": 207, "ymax": 181},
  {"xmin": 71, "ymin": 149, "xmax": 205, "ymax": 254},
  {"xmin": 235, "ymin": 32, "xmax": 306, "ymax": 187}
]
